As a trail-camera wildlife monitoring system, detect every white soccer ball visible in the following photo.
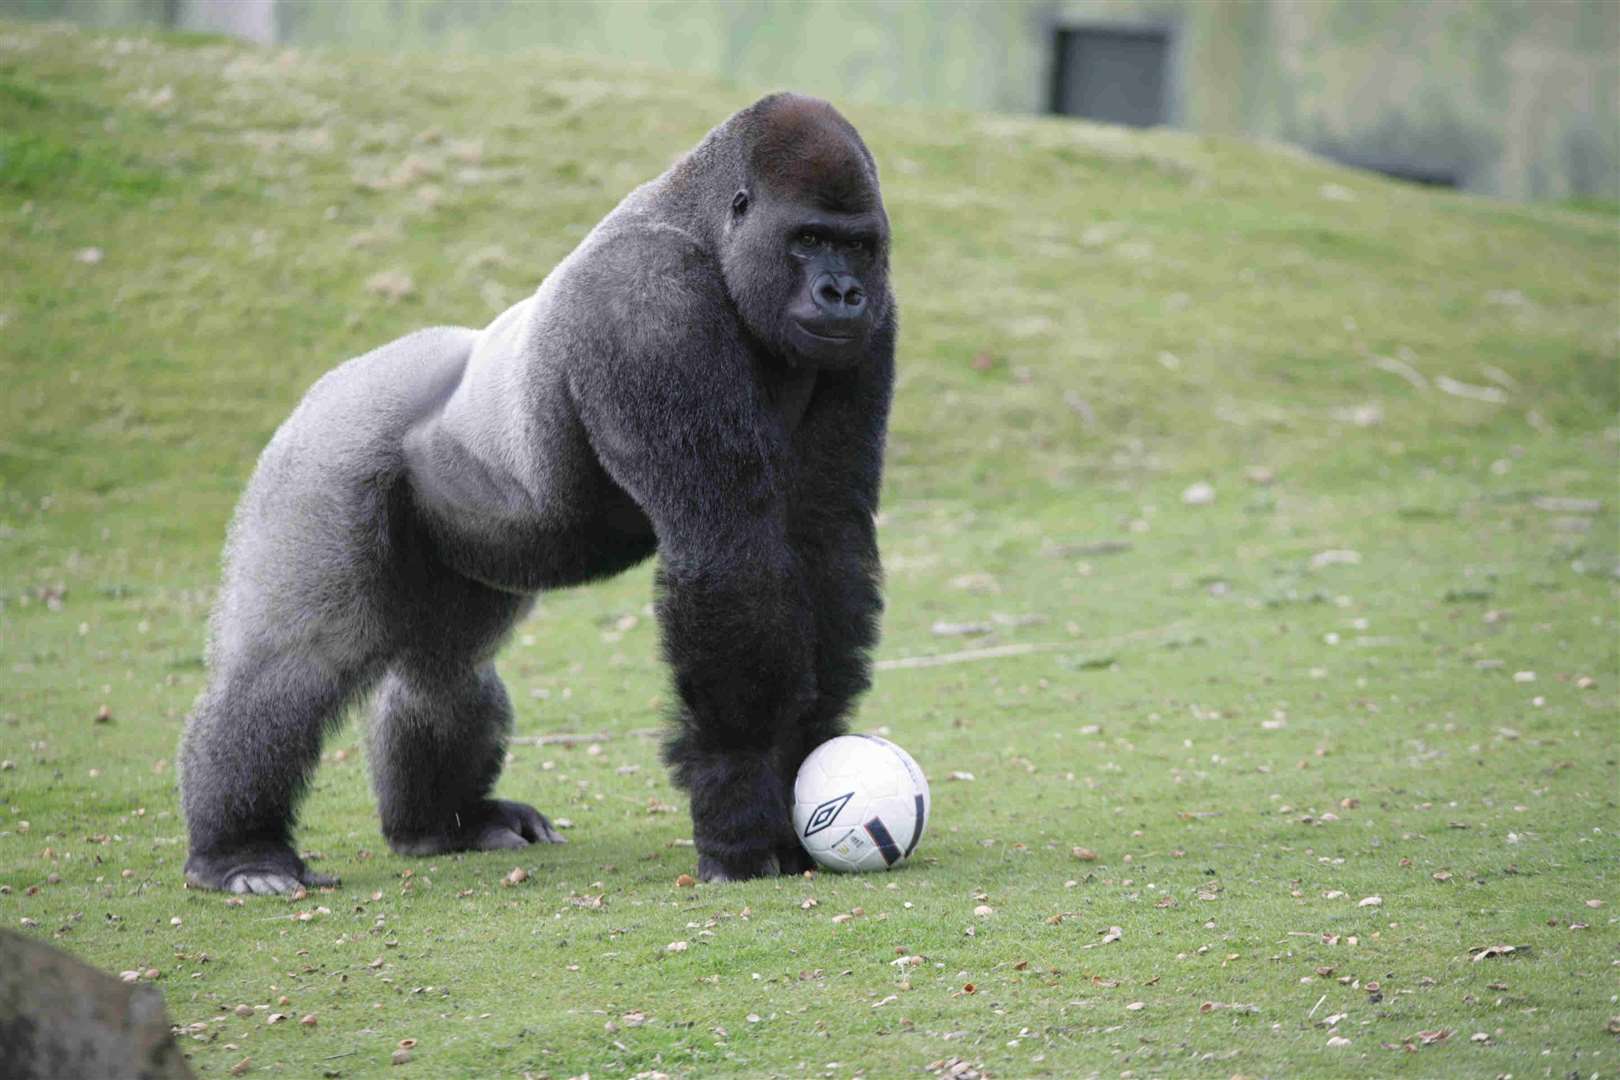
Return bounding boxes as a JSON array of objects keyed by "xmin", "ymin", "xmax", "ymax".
[{"xmin": 792, "ymin": 734, "xmax": 930, "ymax": 872}]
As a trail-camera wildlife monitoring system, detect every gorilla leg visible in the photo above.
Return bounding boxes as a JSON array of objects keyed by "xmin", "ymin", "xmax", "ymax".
[
  {"xmin": 368, "ymin": 661, "xmax": 563, "ymax": 856},
  {"xmin": 181, "ymin": 653, "xmax": 374, "ymax": 894}
]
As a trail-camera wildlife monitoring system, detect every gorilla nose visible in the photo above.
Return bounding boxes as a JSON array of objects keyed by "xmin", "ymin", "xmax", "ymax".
[{"xmin": 812, "ymin": 272, "xmax": 866, "ymax": 318}]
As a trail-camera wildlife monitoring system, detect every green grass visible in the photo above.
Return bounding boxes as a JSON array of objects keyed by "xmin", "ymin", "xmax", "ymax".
[{"xmin": 2, "ymin": 19, "xmax": 1617, "ymax": 1079}]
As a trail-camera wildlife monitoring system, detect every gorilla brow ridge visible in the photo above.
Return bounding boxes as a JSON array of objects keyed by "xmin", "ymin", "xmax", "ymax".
[{"xmin": 747, "ymin": 94, "xmax": 877, "ymax": 213}]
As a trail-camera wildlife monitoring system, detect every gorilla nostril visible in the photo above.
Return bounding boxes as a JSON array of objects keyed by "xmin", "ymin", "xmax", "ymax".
[
  {"xmin": 845, "ymin": 287, "xmax": 864, "ymax": 306},
  {"xmin": 817, "ymin": 282, "xmax": 843, "ymax": 306}
]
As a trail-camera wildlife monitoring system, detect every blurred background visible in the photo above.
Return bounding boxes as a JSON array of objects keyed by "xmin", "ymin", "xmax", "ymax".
[{"xmin": 6, "ymin": 0, "xmax": 1615, "ymax": 203}]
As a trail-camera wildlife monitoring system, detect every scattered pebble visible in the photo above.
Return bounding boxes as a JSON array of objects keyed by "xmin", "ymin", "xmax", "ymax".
[
  {"xmin": 366, "ymin": 269, "xmax": 415, "ymax": 302},
  {"xmin": 1181, "ymin": 481, "xmax": 1215, "ymax": 506}
]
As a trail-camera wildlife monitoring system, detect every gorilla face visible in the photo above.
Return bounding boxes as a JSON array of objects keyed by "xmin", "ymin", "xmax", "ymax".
[
  {"xmin": 780, "ymin": 211, "xmax": 888, "ymax": 366},
  {"xmin": 720, "ymin": 138, "xmax": 890, "ymax": 369}
]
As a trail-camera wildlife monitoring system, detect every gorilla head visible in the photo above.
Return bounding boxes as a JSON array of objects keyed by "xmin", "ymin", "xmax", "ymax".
[{"xmin": 717, "ymin": 94, "xmax": 892, "ymax": 369}]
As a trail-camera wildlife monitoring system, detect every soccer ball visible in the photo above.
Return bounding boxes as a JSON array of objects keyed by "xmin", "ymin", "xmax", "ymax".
[{"xmin": 792, "ymin": 734, "xmax": 930, "ymax": 872}]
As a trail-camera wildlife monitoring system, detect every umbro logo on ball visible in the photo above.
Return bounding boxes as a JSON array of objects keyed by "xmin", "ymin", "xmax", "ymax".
[{"xmin": 802, "ymin": 792, "xmax": 854, "ymax": 837}]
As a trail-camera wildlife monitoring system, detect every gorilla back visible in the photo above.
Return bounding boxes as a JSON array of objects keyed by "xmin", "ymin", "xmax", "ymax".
[{"xmin": 179, "ymin": 93, "xmax": 896, "ymax": 893}]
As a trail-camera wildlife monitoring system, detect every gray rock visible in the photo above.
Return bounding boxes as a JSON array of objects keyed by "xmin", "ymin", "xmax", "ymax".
[{"xmin": 0, "ymin": 930, "xmax": 193, "ymax": 1079}]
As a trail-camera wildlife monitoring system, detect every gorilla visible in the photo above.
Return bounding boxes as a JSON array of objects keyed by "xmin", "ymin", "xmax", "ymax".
[{"xmin": 178, "ymin": 93, "xmax": 895, "ymax": 893}]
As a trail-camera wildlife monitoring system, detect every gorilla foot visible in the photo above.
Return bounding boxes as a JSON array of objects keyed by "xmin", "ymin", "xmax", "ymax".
[
  {"xmin": 184, "ymin": 847, "xmax": 338, "ymax": 895},
  {"xmin": 387, "ymin": 799, "xmax": 566, "ymax": 857},
  {"xmin": 697, "ymin": 850, "xmax": 781, "ymax": 883}
]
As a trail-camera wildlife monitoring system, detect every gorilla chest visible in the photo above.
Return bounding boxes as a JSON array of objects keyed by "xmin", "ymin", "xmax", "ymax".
[{"xmin": 769, "ymin": 369, "xmax": 818, "ymax": 434}]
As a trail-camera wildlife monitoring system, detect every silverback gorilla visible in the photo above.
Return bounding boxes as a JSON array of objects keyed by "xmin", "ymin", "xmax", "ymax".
[{"xmin": 178, "ymin": 94, "xmax": 895, "ymax": 893}]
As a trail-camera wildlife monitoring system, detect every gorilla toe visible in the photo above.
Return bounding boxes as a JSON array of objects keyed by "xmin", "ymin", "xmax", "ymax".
[
  {"xmin": 494, "ymin": 798, "xmax": 566, "ymax": 845},
  {"xmin": 474, "ymin": 825, "xmax": 530, "ymax": 851},
  {"xmin": 388, "ymin": 799, "xmax": 565, "ymax": 856}
]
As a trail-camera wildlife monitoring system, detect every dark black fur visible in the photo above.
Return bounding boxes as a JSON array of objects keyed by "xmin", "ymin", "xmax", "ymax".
[{"xmin": 178, "ymin": 93, "xmax": 895, "ymax": 891}]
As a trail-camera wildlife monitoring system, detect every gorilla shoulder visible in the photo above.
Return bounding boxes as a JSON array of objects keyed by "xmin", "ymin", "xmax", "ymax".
[{"xmin": 563, "ymin": 222, "xmax": 733, "ymax": 361}]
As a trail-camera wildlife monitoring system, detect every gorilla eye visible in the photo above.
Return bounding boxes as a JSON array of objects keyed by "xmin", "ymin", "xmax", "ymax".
[
  {"xmin": 795, "ymin": 231, "xmax": 821, "ymax": 250},
  {"xmin": 731, "ymin": 190, "xmax": 749, "ymax": 217}
]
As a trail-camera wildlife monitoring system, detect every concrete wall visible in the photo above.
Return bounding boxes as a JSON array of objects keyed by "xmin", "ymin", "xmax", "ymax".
[
  {"xmin": 1165, "ymin": 0, "xmax": 1620, "ymax": 200},
  {"xmin": 6, "ymin": 0, "xmax": 1614, "ymax": 200}
]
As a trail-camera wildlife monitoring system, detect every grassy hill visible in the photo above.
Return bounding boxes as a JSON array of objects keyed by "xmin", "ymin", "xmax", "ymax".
[{"xmin": 2, "ymin": 20, "xmax": 1616, "ymax": 1079}]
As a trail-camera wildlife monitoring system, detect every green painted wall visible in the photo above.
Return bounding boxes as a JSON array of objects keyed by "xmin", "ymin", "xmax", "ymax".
[{"xmin": 6, "ymin": 0, "xmax": 1615, "ymax": 199}]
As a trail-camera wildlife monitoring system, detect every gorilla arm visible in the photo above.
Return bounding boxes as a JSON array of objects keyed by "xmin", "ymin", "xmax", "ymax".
[
  {"xmin": 401, "ymin": 296, "xmax": 657, "ymax": 593},
  {"xmin": 565, "ymin": 238, "xmax": 820, "ymax": 880},
  {"xmin": 785, "ymin": 309, "xmax": 895, "ymax": 743}
]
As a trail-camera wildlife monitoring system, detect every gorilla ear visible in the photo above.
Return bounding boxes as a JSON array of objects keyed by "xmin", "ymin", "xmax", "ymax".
[{"xmin": 730, "ymin": 190, "xmax": 750, "ymax": 218}]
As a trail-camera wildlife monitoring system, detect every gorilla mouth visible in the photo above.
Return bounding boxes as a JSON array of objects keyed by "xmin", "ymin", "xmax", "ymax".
[{"xmin": 794, "ymin": 321, "xmax": 860, "ymax": 343}]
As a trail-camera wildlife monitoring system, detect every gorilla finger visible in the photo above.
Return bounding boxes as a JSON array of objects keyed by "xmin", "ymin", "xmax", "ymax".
[
  {"xmin": 229, "ymin": 876, "xmax": 251, "ymax": 894},
  {"xmin": 775, "ymin": 843, "xmax": 814, "ymax": 876},
  {"xmin": 697, "ymin": 852, "xmax": 779, "ymax": 883},
  {"xmin": 536, "ymin": 816, "xmax": 567, "ymax": 844},
  {"xmin": 303, "ymin": 870, "xmax": 339, "ymax": 888}
]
